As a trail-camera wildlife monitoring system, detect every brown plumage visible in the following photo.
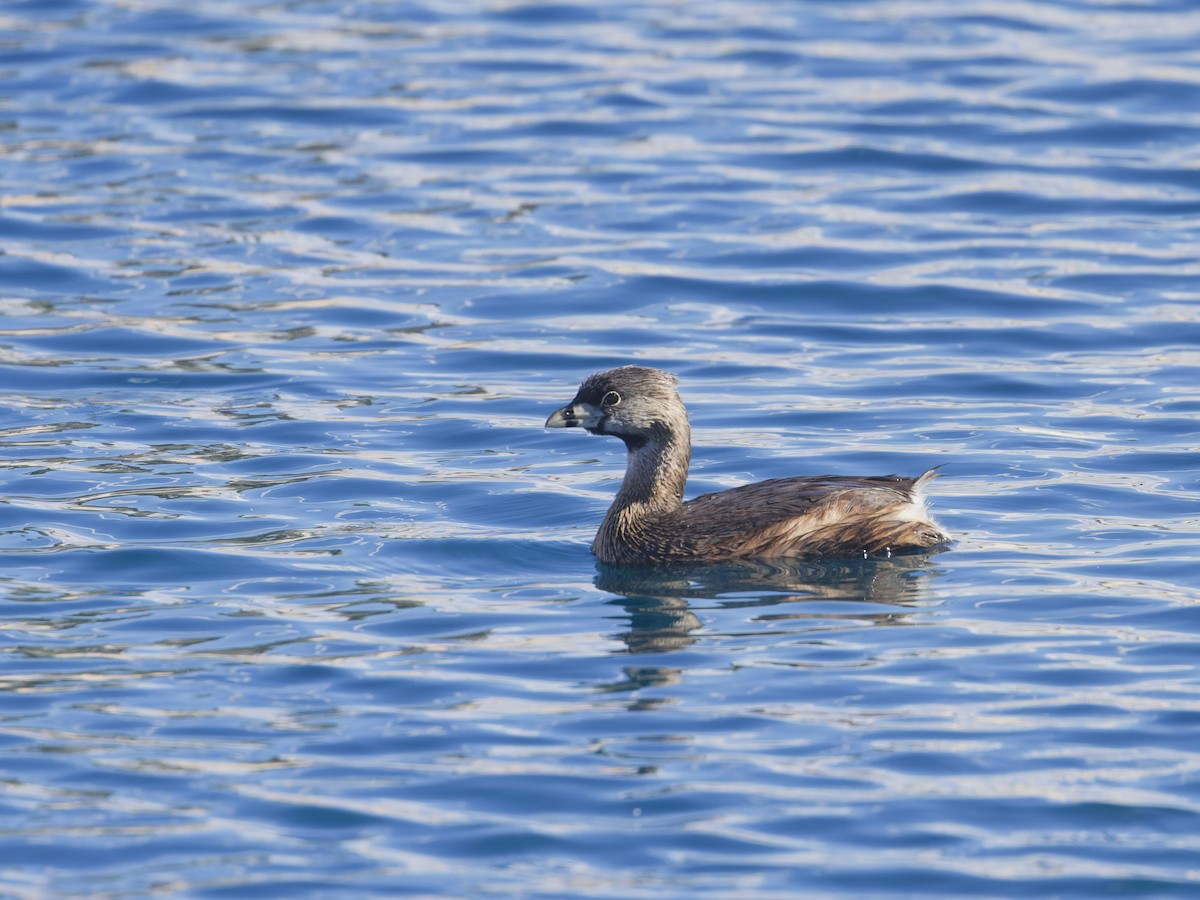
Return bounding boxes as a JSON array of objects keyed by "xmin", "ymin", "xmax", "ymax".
[{"xmin": 546, "ymin": 365, "xmax": 948, "ymax": 566}]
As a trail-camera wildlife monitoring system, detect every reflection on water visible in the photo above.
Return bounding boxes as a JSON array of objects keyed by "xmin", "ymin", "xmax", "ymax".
[
  {"xmin": 598, "ymin": 552, "xmax": 944, "ymax": 654},
  {"xmin": 2, "ymin": 0, "xmax": 1199, "ymax": 896}
]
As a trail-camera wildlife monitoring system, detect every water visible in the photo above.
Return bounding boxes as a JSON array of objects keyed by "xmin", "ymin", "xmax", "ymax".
[{"xmin": 1, "ymin": 0, "xmax": 1199, "ymax": 896}]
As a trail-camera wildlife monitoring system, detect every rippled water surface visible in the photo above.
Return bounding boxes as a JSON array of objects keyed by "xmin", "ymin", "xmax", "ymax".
[{"xmin": 2, "ymin": 1, "xmax": 1200, "ymax": 896}]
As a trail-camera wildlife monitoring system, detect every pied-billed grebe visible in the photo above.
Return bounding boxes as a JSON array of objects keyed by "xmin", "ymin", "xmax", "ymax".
[{"xmin": 546, "ymin": 365, "xmax": 947, "ymax": 566}]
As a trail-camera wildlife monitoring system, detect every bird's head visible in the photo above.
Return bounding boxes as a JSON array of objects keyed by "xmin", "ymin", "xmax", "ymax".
[{"xmin": 545, "ymin": 365, "xmax": 687, "ymax": 450}]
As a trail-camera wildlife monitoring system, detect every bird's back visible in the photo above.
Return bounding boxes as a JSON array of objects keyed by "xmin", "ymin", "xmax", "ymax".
[{"xmin": 599, "ymin": 470, "xmax": 946, "ymax": 564}]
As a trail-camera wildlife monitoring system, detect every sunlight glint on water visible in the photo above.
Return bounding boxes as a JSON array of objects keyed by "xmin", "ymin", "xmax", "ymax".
[{"xmin": 0, "ymin": 1, "xmax": 1198, "ymax": 897}]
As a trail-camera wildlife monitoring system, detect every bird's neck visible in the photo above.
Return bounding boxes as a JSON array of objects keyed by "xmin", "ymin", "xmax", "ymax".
[{"xmin": 611, "ymin": 423, "xmax": 690, "ymax": 516}]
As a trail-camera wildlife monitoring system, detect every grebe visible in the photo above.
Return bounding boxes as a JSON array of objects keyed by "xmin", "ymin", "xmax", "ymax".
[{"xmin": 546, "ymin": 365, "xmax": 947, "ymax": 565}]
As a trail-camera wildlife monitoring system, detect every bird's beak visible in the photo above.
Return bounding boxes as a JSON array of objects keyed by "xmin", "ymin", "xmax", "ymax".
[{"xmin": 545, "ymin": 400, "xmax": 602, "ymax": 429}]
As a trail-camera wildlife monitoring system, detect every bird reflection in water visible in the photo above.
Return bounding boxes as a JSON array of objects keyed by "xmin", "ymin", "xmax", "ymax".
[{"xmin": 595, "ymin": 550, "xmax": 946, "ymax": 666}]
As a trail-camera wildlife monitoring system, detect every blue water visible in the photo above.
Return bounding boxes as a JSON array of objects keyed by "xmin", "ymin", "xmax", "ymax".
[{"xmin": 2, "ymin": 1, "xmax": 1199, "ymax": 896}]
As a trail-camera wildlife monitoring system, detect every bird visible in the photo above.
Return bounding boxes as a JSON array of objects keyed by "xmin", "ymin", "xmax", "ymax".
[{"xmin": 545, "ymin": 365, "xmax": 947, "ymax": 566}]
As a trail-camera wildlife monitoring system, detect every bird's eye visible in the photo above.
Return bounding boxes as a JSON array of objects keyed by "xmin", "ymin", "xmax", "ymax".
[{"xmin": 602, "ymin": 390, "xmax": 621, "ymax": 407}]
